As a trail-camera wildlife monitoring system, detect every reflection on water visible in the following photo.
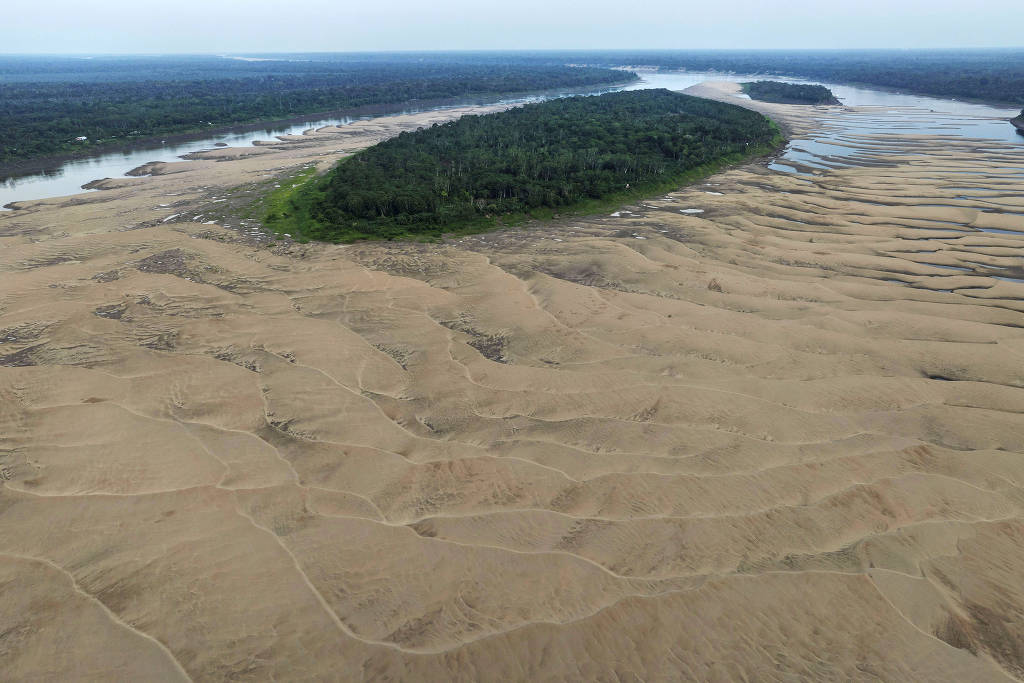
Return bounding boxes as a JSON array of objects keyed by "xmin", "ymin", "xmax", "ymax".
[{"xmin": 2, "ymin": 70, "xmax": 1021, "ymax": 209}]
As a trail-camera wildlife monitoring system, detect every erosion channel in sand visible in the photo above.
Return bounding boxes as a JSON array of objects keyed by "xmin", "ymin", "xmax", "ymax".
[{"xmin": 1, "ymin": 80, "xmax": 1023, "ymax": 680}]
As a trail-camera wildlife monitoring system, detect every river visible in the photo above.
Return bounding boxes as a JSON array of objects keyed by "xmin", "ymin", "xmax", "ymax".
[{"xmin": 2, "ymin": 71, "xmax": 1020, "ymax": 209}]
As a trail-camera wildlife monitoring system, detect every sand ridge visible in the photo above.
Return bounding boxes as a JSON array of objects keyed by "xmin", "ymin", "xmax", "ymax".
[{"xmin": 0, "ymin": 84, "xmax": 1023, "ymax": 681}]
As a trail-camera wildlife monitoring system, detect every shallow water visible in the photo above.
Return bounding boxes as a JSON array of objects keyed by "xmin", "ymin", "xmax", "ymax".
[{"xmin": 2, "ymin": 69, "xmax": 1021, "ymax": 208}]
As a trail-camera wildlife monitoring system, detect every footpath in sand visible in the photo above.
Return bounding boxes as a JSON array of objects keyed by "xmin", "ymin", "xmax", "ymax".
[{"xmin": 1, "ymin": 84, "xmax": 1023, "ymax": 681}]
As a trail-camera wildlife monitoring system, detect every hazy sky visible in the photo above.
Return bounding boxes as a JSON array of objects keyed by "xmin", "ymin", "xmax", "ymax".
[{"xmin": 4, "ymin": 0, "xmax": 1021, "ymax": 53}]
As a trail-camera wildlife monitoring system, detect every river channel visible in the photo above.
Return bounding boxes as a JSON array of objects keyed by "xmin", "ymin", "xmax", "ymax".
[{"xmin": 2, "ymin": 70, "xmax": 1020, "ymax": 209}]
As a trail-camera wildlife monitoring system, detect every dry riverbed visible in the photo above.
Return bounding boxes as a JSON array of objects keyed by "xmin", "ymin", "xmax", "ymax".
[{"xmin": 1, "ymin": 84, "xmax": 1023, "ymax": 681}]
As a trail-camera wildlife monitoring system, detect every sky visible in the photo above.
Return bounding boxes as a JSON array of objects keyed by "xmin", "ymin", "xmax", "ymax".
[{"xmin": 3, "ymin": 0, "xmax": 1021, "ymax": 53}]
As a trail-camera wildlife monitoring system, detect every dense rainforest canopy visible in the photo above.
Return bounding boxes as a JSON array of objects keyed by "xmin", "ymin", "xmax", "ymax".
[
  {"xmin": 741, "ymin": 81, "xmax": 839, "ymax": 105},
  {"xmin": 271, "ymin": 89, "xmax": 779, "ymax": 242},
  {"xmin": 0, "ymin": 59, "xmax": 634, "ymax": 163}
]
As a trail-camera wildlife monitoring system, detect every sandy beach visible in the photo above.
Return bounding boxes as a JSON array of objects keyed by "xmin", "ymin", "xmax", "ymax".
[{"xmin": 1, "ymin": 83, "xmax": 1022, "ymax": 681}]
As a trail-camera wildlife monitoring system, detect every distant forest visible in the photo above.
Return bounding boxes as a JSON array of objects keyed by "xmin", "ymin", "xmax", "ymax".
[
  {"xmin": 742, "ymin": 81, "xmax": 839, "ymax": 105},
  {"xmin": 0, "ymin": 58, "xmax": 634, "ymax": 164},
  {"xmin": 293, "ymin": 50, "xmax": 1024, "ymax": 106},
  {"xmin": 270, "ymin": 89, "xmax": 780, "ymax": 242}
]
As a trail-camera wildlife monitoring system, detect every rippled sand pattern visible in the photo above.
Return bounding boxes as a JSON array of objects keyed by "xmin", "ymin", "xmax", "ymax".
[{"xmin": 1, "ymin": 88, "xmax": 1022, "ymax": 681}]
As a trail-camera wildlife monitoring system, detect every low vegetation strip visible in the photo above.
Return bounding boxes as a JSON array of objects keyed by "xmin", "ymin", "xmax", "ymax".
[
  {"xmin": 267, "ymin": 89, "xmax": 782, "ymax": 242},
  {"xmin": 742, "ymin": 81, "xmax": 840, "ymax": 105}
]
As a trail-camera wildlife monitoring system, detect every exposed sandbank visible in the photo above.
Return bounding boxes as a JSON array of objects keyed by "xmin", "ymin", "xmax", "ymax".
[{"xmin": 1, "ymin": 83, "xmax": 1022, "ymax": 681}]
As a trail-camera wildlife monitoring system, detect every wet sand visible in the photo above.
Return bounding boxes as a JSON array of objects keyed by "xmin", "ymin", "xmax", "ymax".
[{"xmin": 1, "ymin": 84, "xmax": 1023, "ymax": 681}]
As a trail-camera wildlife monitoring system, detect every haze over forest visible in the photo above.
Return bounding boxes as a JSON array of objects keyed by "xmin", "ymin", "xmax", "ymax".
[{"xmin": 3, "ymin": 0, "xmax": 1022, "ymax": 53}]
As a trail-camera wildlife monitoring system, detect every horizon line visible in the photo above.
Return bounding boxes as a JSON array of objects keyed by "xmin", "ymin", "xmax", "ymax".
[{"xmin": 3, "ymin": 46, "xmax": 1024, "ymax": 57}]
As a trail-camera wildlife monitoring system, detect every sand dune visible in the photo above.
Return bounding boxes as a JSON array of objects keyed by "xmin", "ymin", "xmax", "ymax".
[{"xmin": 1, "ymin": 83, "xmax": 1022, "ymax": 681}]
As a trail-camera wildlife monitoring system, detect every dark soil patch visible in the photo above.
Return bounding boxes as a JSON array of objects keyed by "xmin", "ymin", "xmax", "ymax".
[
  {"xmin": 93, "ymin": 303, "xmax": 129, "ymax": 320},
  {"xmin": 439, "ymin": 316, "xmax": 509, "ymax": 363}
]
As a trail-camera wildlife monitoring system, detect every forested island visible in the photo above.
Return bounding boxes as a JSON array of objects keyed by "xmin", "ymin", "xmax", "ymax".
[
  {"xmin": 742, "ymin": 81, "xmax": 839, "ymax": 105},
  {"xmin": 0, "ymin": 58, "xmax": 634, "ymax": 164},
  {"xmin": 266, "ymin": 89, "xmax": 781, "ymax": 242}
]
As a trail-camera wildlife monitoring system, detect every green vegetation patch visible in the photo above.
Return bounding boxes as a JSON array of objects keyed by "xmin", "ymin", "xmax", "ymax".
[
  {"xmin": 267, "ymin": 89, "xmax": 782, "ymax": 242},
  {"xmin": 742, "ymin": 81, "xmax": 840, "ymax": 105}
]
